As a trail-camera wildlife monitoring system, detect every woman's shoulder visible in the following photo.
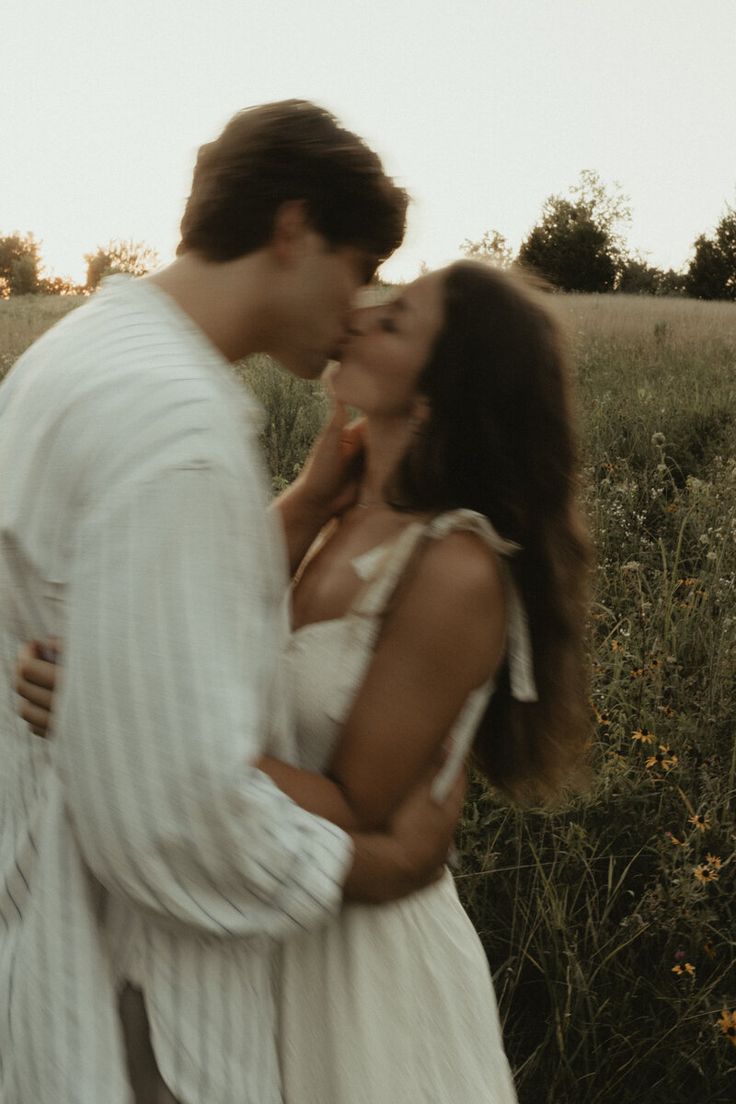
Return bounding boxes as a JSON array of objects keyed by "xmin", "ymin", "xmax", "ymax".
[
  {"xmin": 378, "ymin": 512, "xmax": 506, "ymax": 687},
  {"xmin": 416, "ymin": 519, "xmax": 505, "ymax": 613},
  {"xmin": 426, "ymin": 508, "xmax": 519, "ymax": 554}
]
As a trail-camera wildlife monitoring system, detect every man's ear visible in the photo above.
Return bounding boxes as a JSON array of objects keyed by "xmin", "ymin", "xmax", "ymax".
[{"xmin": 271, "ymin": 200, "xmax": 311, "ymax": 266}]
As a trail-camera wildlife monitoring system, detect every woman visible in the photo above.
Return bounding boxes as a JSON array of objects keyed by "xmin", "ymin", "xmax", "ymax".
[{"xmin": 17, "ymin": 261, "xmax": 591, "ymax": 1102}]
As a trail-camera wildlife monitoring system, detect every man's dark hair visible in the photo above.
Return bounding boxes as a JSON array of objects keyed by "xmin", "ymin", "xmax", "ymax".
[{"xmin": 178, "ymin": 100, "xmax": 408, "ymax": 274}]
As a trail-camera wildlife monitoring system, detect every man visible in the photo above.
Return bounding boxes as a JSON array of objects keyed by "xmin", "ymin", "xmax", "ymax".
[{"xmin": 0, "ymin": 101, "xmax": 462, "ymax": 1104}]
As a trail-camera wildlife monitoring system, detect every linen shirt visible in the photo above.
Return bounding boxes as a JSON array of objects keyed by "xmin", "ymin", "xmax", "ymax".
[{"xmin": 0, "ymin": 277, "xmax": 353, "ymax": 1104}]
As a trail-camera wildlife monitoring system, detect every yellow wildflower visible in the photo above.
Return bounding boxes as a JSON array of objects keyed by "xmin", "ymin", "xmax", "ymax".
[
  {"xmin": 632, "ymin": 728, "xmax": 655, "ymax": 744},
  {"xmin": 693, "ymin": 863, "xmax": 719, "ymax": 884},
  {"xmin": 716, "ymin": 1010, "xmax": 736, "ymax": 1047},
  {"xmin": 671, "ymin": 963, "xmax": 696, "ymax": 977},
  {"xmin": 705, "ymin": 853, "xmax": 722, "ymax": 870},
  {"xmin": 688, "ymin": 813, "xmax": 712, "ymax": 832},
  {"xmin": 645, "ymin": 745, "xmax": 678, "ymax": 770}
]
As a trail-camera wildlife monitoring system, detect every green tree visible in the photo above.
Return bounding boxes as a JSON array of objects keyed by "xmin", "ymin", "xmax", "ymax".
[
  {"xmin": 686, "ymin": 204, "xmax": 736, "ymax": 300},
  {"xmin": 459, "ymin": 229, "xmax": 513, "ymax": 268},
  {"xmin": 518, "ymin": 171, "xmax": 631, "ymax": 292},
  {"xmin": 616, "ymin": 256, "xmax": 686, "ymax": 297},
  {"xmin": 616, "ymin": 256, "xmax": 662, "ymax": 295},
  {"xmin": 84, "ymin": 239, "xmax": 159, "ymax": 291},
  {"xmin": 0, "ymin": 232, "xmax": 42, "ymax": 296},
  {"xmin": 656, "ymin": 268, "xmax": 687, "ymax": 297}
]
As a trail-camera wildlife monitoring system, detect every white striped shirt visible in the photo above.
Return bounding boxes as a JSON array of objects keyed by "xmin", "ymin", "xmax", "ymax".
[{"xmin": 0, "ymin": 276, "xmax": 353, "ymax": 1104}]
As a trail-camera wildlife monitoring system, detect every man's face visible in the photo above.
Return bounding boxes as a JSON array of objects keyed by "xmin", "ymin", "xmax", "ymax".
[{"xmin": 270, "ymin": 235, "xmax": 375, "ymax": 380}]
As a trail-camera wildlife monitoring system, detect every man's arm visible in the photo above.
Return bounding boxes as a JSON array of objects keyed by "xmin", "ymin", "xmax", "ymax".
[{"xmin": 55, "ymin": 456, "xmax": 356, "ymax": 937}]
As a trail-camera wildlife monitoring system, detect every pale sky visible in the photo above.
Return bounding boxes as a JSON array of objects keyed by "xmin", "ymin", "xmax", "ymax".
[{"xmin": 2, "ymin": 0, "xmax": 735, "ymax": 284}]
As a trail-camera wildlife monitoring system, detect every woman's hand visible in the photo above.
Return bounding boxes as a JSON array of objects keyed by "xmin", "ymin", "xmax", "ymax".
[
  {"xmin": 274, "ymin": 398, "xmax": 365, "ymax": 573},
  {"xmin": 15, "ymin": 638, "xmax": 60, "ymax": 737},
  {"xmin": 295, "ymin": 396, "xmax": 365, "ymax": 518}
]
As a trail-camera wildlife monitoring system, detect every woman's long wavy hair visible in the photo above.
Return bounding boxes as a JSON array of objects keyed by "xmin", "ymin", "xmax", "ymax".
[{"xmin": 389, "ymin": 261, "xmax": 592, "ymax": 805}]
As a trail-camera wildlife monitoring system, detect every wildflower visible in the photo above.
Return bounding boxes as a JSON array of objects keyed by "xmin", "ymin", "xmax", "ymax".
[
  {"xmin": 651, "ymin": 432, "xmax": 666, "ymax": 447},
  {"xmin": 693, "ymin": 863, "xmax": 719, "ymax": 884},
  {"xmin": 674, "ymin": 948, "xmax": 686, "ymax": 961},
  {"xmin": 671, "ymin": 962, "xmax": 696, "ymax": 976},
  {"xmin": 666, "ymin": 832, "xmax": 685, "ymax": 847},
  {"xmin": 630, "ymin": 667, "xmax": 646, "ymax": 679},
  {"xmin": 658, "ymin": 704, "xmax": 677, "ymax": 718},
  {"xmin": 706, "ymin": 550, "xmax": 717, "ymax": 562},
  {"xmin": 705, "ymin": 853, "xmax": 722, "ymax": 870},
  {"xmin": 645, "ymin": 745, "xmax": 678, "ymax": 770},
  {"xmin": 621, "ymin": 561, "xmax": 641, "ymax": 571},
  {"xmin": 610, "ymin": 639, "xmax": 624, "ymax": 652},
  {"xmin": 716, "ymin": 1010, "xmax": 736, "ymax": 1047},
  {"xmin": 632, "ymin": 728, "xmax": 655, "ymax": 744},
  {"xmin": 593, "ymin": 708, "xmax": 610, "ymax": 727},
  {"xmin": 688, "ymin": 813, "xmax": 712, "ymax": 832},
  {"xmin": 677, "ymin": 577, "xmax": 698, "ymax": 587}
]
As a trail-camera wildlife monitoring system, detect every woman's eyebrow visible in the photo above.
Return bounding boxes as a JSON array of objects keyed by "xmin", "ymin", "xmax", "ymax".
[{"xmin": 391, "ymin": 298, "xmax": 411, "ymax": 313}]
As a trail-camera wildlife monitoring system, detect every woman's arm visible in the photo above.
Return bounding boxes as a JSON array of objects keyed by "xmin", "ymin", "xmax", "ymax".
[
  {"xmin": 326, "ymin": 531, "xmax": 506, "ymax": 830},
  {"xmin": 271, "ymin": 402, "xmax": 364, "ymax": 574},
  {"xmin": 256, "ymin": 755, "xmax": 362, "ymax": 830}
]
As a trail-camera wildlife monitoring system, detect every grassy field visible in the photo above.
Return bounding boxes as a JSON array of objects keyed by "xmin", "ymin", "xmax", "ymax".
[{"xmin": 2, "ymin": 290, "xmax": 735, "ymax": 1101}]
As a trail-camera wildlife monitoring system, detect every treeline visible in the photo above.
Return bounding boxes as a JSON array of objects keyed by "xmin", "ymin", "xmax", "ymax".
[
  {"xmin": 3, "ymin": 171, "xmax": 736, "ymax": 299},
  {"xmin": 0, "ymin": 237, "xmax": 159, "ymax": 298},
  {"xmin": 460, "ymin": 171, "xmax": 736, "ymax": 299}
]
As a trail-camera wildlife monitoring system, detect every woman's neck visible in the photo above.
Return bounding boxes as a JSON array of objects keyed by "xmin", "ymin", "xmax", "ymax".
[{"xmin": 357, "ymin": 416, "xmax": 414, "ymax": 509}]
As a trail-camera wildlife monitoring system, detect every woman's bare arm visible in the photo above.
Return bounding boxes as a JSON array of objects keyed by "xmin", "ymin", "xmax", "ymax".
[
  {"xmin": 327, "ymin": 531, "xmax": 506, "ymax": 830},
  {"xmin": 271, "ymin": 403, "xmax": 364, "ymax": 574},
  {"xmin": 255, "ymin": 756, "xmax": 362, "ymax": 830}
]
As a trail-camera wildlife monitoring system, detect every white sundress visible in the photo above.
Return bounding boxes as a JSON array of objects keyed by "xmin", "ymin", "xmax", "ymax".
[{"xmin": 276, "ymin": 509, "xmax": 537, "ymax": 1104}]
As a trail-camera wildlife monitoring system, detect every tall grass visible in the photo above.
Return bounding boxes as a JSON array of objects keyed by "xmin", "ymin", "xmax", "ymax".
[
  {"xmin": 457, "ymin": 294, "xmax": 736, "ymax": 1102},
  {"xmin": 2, "ymin": 291, "xmax": 735, "ymax": 1100}
]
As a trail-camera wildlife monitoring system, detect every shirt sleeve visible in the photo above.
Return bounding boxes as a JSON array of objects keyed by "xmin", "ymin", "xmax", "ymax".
[{"xmin": 54, "ymin": 433, "xmax": 353, "ymax": 939}]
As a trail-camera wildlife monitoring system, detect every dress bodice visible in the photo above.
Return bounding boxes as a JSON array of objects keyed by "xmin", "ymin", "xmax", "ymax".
[{"xmin": 272, "ymin": 509, "xmax": 537, "ymax": 798}]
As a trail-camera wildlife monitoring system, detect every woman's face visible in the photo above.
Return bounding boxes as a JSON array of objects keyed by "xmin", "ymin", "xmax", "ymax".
[{"xmin": 329, "ymin": 269, "xmax": 446, "ymax": 419}]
